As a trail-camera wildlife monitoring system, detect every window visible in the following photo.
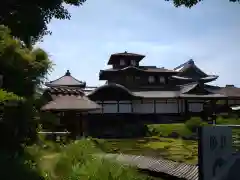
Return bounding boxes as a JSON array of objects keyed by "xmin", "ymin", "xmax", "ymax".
[
  {"xmin": 135, "ymin": 76, "xmax": 140, "ymax": 80},
  {"xmin": 148, "ymin": 76, "xmax": 155, "ymax": 83},
  {"xmin": 131, "ymin": 60, "xmax": 136, "ymax": 66},
  {"xmin": 159, "ymin": 76, "xmax": 165, "ymax": 84},
  {"xmin": 126, "ymin": 76, "xmax": 133, "ymax": 81},
  {"xmin": 120, "ymin": 59, "xmax": 125, "ymax": 66}
]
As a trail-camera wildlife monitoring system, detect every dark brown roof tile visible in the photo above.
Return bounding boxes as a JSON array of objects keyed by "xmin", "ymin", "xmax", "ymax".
[
  {"xmin": 108, "ymin": 51, "xmax": 145, "ymax": 65},
  {"xmin": 45, "ymin": 70, "xmax": 86, "ymax": 88},
  {"xmin": 214, "ymin": 86, "xmax": 240, "ymax": 98},
  {"xmin": 46, "ymin": 87, "xmax": 84, "ymax": 96},
  {"xmin": 41, "ymin": 95, "xmax": 101, "ymax": 112},
  {"xmin": 101, "ymin": 66, "xmax": 175, "ymax": 73}
]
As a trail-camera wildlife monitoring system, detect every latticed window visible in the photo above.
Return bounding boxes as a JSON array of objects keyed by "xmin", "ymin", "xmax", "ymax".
[
  {"xmin": 148, "ymin": 76, "xmax": 155, "ymax": 83},
  {"xmin": 131, "ymin": 60, "xmax": 136, "ymax": 66},
  {"xmin": 135, "ymin": 76, "xmax": 140, "ymax": 80},
  {"xmin": 120, "ymin": 59, "xmax": 125, "ymax": 66},
  {"xmin": 159, "ymin": 76, "xmax": 165, "ymax": 84},
  {"xmin": 126, "ymin": 76, "xmax": 134, "ymax": 82}
]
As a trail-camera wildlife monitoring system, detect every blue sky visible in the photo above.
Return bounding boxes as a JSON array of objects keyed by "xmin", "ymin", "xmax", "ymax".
[{"xmin": 37, "ymin": 0, "xmax": 240, "ymax": 87}]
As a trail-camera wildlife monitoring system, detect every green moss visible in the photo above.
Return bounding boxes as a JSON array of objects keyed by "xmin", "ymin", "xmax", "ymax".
[
  {"xmin": 95, "ymin": 137, "xmax": 198, "ymax": 164},
  {"xmin": 142, "ymin": 138, "xmax": 198, "ymax": 164},
  {"xmin": 216, "ymin": 116, "xmax": 240, "ymax": 125},
  {"xmin": 147, "ymin": 123, "xmax": 192, "ymax": 137}
]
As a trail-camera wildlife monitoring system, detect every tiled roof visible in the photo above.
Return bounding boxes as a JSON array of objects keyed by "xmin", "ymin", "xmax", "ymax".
[
  {"xmin": 213, "ymin": 86, "xmax": 240, "ymax": 98},
  {"xmin": 100, "ymin": 66, "xmax": 175, "ymax": 73},
  {"xmin": 46, "ymin": 87, "xmax": 84, "ymax": 96},
  {"xmin": 108, "ymin": 51, "xmax": 145, "ymax": 64},
  {"xmin": 180, "ymin": 83, "xmax": 200, "ymax": 94},
  {"xmin": 111, "ymin": 52, "xmax": 145, "ymax": 57},
  {"xmin": 44, "ymin": 84, "xmax": 240, "ymax": 100},
  {"xmin": 45, "ymin": 70, "xmax": 86, "ymax": 88},
  {"xmin": 41, "ymin": 95, "xmax": 101, "ymax": 111},
  {"xmin": 87, "ymin": 83, "xmax": 139, "ymax": 98},
  {"xmin": 179, "ymin": 82, "xmax": 215, "ymax": 95},
  {"xmin": 174, "ymin": 59, "xmax": 217, "ymax": 80}
]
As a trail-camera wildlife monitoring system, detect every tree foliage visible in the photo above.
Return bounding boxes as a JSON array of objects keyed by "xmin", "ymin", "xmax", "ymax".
[
  {"xmin": 0, "ymin": 25, "xmax": 52, "ymax": 97},
  {"xmin": 0, "ymin": 25, "xmax": 52, "ymax": 152},
  {"xmin": 167, "ymin": 0, "xmax": 240, "ymax": 8},
  {"xmin": 0, "ymin": 0, "xmax": 86, "ymax": 45}
]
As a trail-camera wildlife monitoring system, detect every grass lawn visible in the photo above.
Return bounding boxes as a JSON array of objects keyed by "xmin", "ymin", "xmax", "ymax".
[{"xmin": 94, "ymin": 137, "xmax": 198, "ymax": 164}]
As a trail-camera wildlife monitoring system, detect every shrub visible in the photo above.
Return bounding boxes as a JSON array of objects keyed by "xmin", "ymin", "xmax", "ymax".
[
  {"xmin": 53, "ymin": 139, "xmax": 100, "ymax": 177},
  {"xmin": 185, "ymin": 117, "xmax": 206, "ymax": 133},
  {"xmin": 0, "ymin": 151, "xmax": 44, "ymax": 180},
  {"xmin": 68, "ymin": 158, "xmax": 147, "ymax": 180},
  {"xmin": 51, "ymin": 139, "xmax": 148, "ymax": 180}
]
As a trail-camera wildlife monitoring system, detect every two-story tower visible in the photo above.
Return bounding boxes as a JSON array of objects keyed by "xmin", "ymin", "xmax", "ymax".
[{"xmin": 99, "ymin": 51, "xmax": 177, "ymax": 90}]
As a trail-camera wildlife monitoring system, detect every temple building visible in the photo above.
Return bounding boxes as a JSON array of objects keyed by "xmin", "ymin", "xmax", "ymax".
[{"xmin": 41, "ymin": 52, "xmax": 240, "ymax": 137}]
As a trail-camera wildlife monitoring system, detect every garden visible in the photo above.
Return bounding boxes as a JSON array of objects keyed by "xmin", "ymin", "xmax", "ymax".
[
  {"xmin": 92, "ymin": 116, "xmax": 240, "ymax": 165},
  {"xmin": 0, "ymin": 26, "xmax": 164, "ymax": 180}
]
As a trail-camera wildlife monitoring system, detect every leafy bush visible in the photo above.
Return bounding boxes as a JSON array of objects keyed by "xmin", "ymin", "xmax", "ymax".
[
  {"xmin": 0, "ymin": 89, "xmax": 22, "ymax": 102},
  {"xmin": 0, "ymin": 98, "xmax": 40, "ymax": 152},
  {"xmin": 0, "ymin": 151, "xmax": 44, "ymax": 180},
  {"xmin": 53, "ymin": 139, "xmax": 99, "ymax": 177},
  {"xmin": 46, "ymin": 139, "xmax": 149, "ymax": 180},
  {"xmin": 185, "ymin": 117, "xmax": 206, "ymax": 133},
  {"xmin": 68, "ymin": 158, "xmax": 147, "ymax": 180}
]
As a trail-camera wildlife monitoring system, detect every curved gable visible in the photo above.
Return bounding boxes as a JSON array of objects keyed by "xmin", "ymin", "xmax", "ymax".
[
  {"xmin": 181, "ymin": 83, "xmax": 213, "ymax": 95},
  {"xmin": 87, "ymin": 83, "xmax": 139, "ymax": 101}
]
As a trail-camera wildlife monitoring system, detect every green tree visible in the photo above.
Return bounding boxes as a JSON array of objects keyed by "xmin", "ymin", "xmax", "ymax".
[
  {"xmin": 167, "ymin": 0, "xmax": 239, "ymax": 8},
  {"xmin": 0, "ymin": 0, "xmax": 86, "ymax": 46},
  {"xmin": 0, "ymin": 25, "xmax": 52, "ymax": 98},
  {"xmin": 0, "ymin": 25, "xmax": 52, "ymax": 151}
]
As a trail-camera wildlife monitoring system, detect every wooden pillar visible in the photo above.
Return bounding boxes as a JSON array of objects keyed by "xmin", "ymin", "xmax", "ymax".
[
  {"xmin": 117, "ymin": 100, "xmax": 120, "ymax": 113},
  {"xmin": 154, "ymin": 100, "xmax": 156, "ymax": 113},
  {"xmin": 76, "ymin": 113, "xmax": 81, "ymax": 139},
  {"xmin": 177, "ymin": 98, "xmax": 180, "ymax": 114},
  {"xmin": 185, "ymin": 100, "xmax": 189, "ymax": 116},
  {"xmin": 101, "ymin": 100, "xmax": 104, "ymax": 113},
  {"xmin": 82, "ymin": 112, "xmax": 88, "ymax": 137},
  {"xmin": 131, "ymin": 100, "xmax": 133, "ymax": 113}
]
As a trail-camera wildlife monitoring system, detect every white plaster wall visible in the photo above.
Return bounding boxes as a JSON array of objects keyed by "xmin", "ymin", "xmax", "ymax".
[
  {"xmin": 189, "ymin": 103, "xmax": 203, "ymax": 112},
  {"xmin": 103, "ymin": 104, "xmax": 118, "ymax": 113},
  {"xmin": 132, "ymin": 100, "xmax": 141, "ymax": 113},
  {"xmin": 140, "ymin": 103, "xmax": 155, "ymax": 113},
  {"xmin": 132, "ymin": 100, "xmax": 154, "ymax": 113},
  {"xmin": 178, "ymin": 100, "xmax": 185, "ymax": 113},
  {"xmin": 156, "ymin": 103, "xmax": 178, "ymax": 113},
  {"xmin": 89, "ymin": 100, "xmax": 188, "ymax": 114},
  {"xmin": 119, "ymin": 104, "xmax": 131, "ymax": 113}
]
